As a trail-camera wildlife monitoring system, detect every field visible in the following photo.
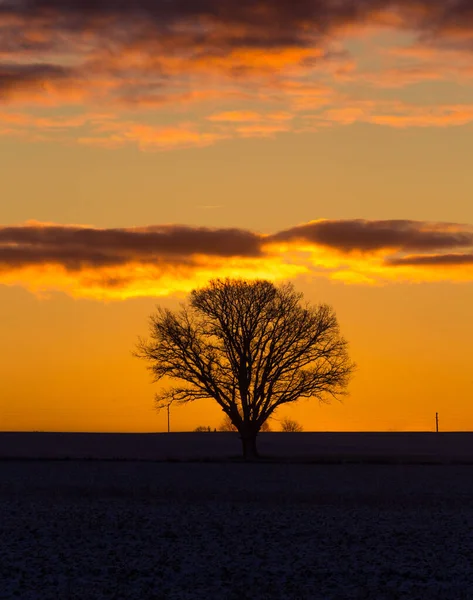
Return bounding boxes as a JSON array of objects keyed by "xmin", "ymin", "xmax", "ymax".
[
  {"xmin": 2, "ymin": 460, "xmax": 473, "ymax": 599},
  {"xmin": 3, "ymin": 431, "xmax": 473, "ymax": 462}
]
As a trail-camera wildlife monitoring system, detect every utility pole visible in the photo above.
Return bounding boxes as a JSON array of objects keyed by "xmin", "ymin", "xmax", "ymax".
[
  {"xmin": 167, "ymin": 402, "xmax": 171, "ymax": 433},
  {"xmin": 435, "ymin": 412, "xmax": 439, "ymax": 433}
]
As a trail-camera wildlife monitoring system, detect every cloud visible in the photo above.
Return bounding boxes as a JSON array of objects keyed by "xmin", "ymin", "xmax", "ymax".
[
  {"xmin": 234, "ymin": 122, "xmax": 291, "ymax": 137},
  {"xmin": 271, "ymin": 219, "xmax": 473, "ymax": 253},
  {"xmin": 207, "ymin": 110, "xmax": 294, "ymax": 137},
  {"xmin": 1, "ymin": 218, "xmax": 473, "ymax": 299},
  {"xmin": 3, "ymin": 2, "xmax": 473, "ymax": 146},
  {"xmin": 305, "ymin": 100, "xmax": 473, "ymax": 129},
  {"xmin": 4, "ymin": 1, "xmax": 473, "ymax": 47},
  {"xmin": 387, "ymin": 253, "xmax": 473, "ymax": 266},
  {"xmin": 78, "ymin": 122, "xmax": 228, "ymax": 150},
  {"xmin": 0, "ymin": 223, "xmax": 263, "ymax": 267},
  {"xmin": 354, "ymin": 66, "xmax": 445, "ymax": 88},
  {"xmin": 208, "ymin": 111, "xmax": 269, "ymax": 123},
  {"xmin": 0, "ymin": 62, "xmax": 68, "ymax": 87},
  {"xmin": 0, "ymin": 110, "xmax": 113, "ymax": 130},
  {"xmin": 369, "ymin": 106, "xmax": 473, "ymax": 128},
  {"xmin": 0, "ymin": 61, "xmax": 91, "ymax": 105}
]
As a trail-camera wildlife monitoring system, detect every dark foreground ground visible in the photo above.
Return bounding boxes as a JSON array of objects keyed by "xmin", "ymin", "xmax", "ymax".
[
  {"xmin": 1, "ymin": 461, "xmax": 473, "ymax": 599},
  {"xmin": 2, "ymin": 431, "xmax": 473, "ymax": 463}
]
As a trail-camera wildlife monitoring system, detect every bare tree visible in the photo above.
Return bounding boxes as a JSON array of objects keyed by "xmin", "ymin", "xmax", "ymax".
[
  {"xmin": 280, "ymin": 418, "xmax": 303, "ymax": 432},
  {"xmin": 136, "ymin": 278, "xmax": 354, "ymax": 460}
]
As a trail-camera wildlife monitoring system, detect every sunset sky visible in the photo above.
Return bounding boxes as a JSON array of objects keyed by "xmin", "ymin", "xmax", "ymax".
[{"xmin": 2, "ymin": 0, "xmax": 473, "ymax": 433}]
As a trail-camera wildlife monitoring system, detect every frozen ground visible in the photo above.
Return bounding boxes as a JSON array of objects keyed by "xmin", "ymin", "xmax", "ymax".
[
  {"xmin": 3, "ymin": 432, "xmax": 473, "ymax": 462},
  {"xmin": 1, "ymin": 462, "xmax": 473, "ymax": 599}
]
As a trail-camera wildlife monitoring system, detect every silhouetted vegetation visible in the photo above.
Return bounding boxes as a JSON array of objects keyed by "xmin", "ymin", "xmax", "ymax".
[
  {"xmin": 280, "ymin": 418, "xmax": 303, "ymax": 432},
  {"xmin": 136, "ymin": 278, "xmax": 354, "ymax": 459},
  {"xmin": 218, "ymin": 414, "xmax": 238, "ymax": 432},
  {"xmin": 219, "ymin": 414, "xmax": 271, "ymax": 432}
]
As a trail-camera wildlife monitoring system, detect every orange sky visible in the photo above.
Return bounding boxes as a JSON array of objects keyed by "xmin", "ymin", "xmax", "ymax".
[{"xmin": 1, "ymin": 1, "xmax": 473, "ymax": 432}]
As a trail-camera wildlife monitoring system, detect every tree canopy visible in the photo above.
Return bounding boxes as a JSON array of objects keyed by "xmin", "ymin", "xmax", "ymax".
[{"xmin": 136, "ymin": 278, "xmax": 354, "ymax": 459}]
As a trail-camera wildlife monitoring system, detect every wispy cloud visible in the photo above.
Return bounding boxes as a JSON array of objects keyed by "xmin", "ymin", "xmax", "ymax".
[
  {"xmin": 306, "ymin": 101, "xmax": 473, "ymax": 129},
  {"xmin": 387, "ymin": 253, "xmax": 473, "ymax": 267},
  {"xmin": 78, "ymin": 123, "xmax": 228, "ymax": 151},
  {"xmin": 207, "ymin": 111, "xmax": 292, "ymax": 123},
  {"xmin": 1, "ymin": 219, "xmax": 473, "ymax": 299}
]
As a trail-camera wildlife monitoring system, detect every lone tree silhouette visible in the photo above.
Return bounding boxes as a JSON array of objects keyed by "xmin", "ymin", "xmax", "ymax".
[{"xmin": 136, "ymin": 278, "xmax": 354, "ymax": 460}]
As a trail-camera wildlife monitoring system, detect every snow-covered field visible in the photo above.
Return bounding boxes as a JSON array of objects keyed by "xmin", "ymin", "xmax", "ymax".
[
  {"xmin": 3, "ymin": 431, "xmax": 473, "ymax": 462},
  {"xmin": 2, "ymin": 461, "xmax": 473, "ymax": 599}
]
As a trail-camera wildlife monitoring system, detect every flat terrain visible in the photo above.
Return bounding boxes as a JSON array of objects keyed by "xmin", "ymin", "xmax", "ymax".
[
  {"xmin": 2, "ymin": 431, "xmax": 473, "ymax": 462},
  {"xmin": 2, "ymin": 461, "xmax": 473, "ymax": 599}
]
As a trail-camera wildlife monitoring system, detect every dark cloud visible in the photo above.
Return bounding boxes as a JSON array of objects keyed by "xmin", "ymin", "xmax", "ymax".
[
  {"xmin": 0, "ymin": 62, "xmax": 71, "ymax": 91},
  {"xmin": 0, "ymin": 224, "xmax": 263, "ymax": 270},
  {"xmin": 0, "ymin": 246, "xmax": 126, "ymax": 270},
  {"xmin": 387, "ymin": 253, "xmax": 473, "ymax": 266},
  {"xmin": 0, "ymin": 1, "xmax": 316, "ymax": 45},
  {"xmin": 2, "ymin": 1, "xmax": 473, "ymax": 106},
  {"xmin": 271, "ymin": 219, "xmax": 473, "ymax": 253},
  {"xmin": 2, "ymin": 220, "xmax": 473, "ymax": 273},
  {"xmin": 3, "ymin": 1, "xmax": 473, "ymax": 40}
]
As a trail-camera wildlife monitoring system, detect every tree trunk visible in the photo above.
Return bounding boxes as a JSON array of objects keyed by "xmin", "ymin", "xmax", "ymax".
[{"xmin": 241, "ymin": 434, "xmax": 259, "ymax": 461}]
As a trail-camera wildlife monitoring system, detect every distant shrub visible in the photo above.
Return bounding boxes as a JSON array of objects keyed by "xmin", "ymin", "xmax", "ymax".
[
  {"xmin": 218, "ymin": 415, "xmax": 238, "ymax": 432},
  {"xmin": 280, "ymin": 418, "xmax": 303, "ymax": 432},
  {"xmin": 194, "ymin": 426, "xmax": 214, "ymax": 432}
]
